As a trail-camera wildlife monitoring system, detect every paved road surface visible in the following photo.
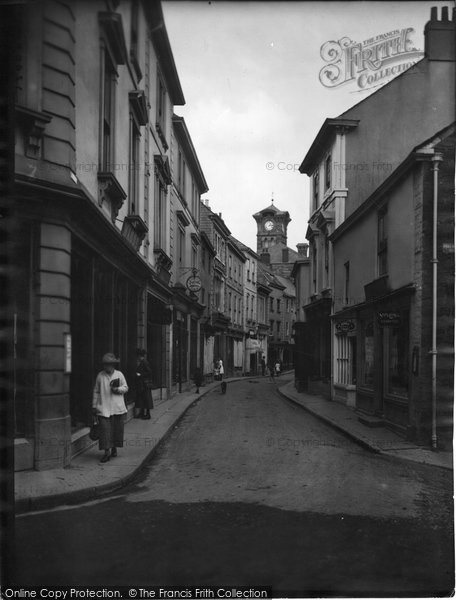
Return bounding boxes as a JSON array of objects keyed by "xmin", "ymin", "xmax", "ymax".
[{"xmin": 14, "ymin": 377, "xmax": 454, "ymax": 596}]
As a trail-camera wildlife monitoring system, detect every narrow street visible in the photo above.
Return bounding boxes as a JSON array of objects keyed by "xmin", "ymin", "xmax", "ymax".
[{"xmin": 15, "ymin": 377, "xmax": 453, "ymax": 596}]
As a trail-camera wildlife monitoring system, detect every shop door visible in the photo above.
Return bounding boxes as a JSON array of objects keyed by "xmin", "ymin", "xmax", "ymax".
[{"xmin": 70, "ymin": 248, "xmax": 94, "ymax": 428}]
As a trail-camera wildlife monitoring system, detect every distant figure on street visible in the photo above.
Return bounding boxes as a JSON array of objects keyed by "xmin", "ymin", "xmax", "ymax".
[
  {"xmin": 215, "ymin": 358, "xmax": 227, "ymax": 394},
  {"xmin": 261, "ymin": 357, "xmax": 266, "ymax": 376},
  {"xmin": 135, "ymin": 348, "xmax": 153, "ymax": 419},
  {"xmin": 214, "ymin": 358, "xmax": 224, "ymax": 381},
  {"xmin": 268, "ymin": 360, "xmax": 275, "ymax": 381},
  {"xmin": 92, "ymin": 353, "xmax": 128, "ymax": 463},
  {"xmin": 275, "ymin": 361, "xmax": 281, "ymax": 377},
  {"xmin": 193, "ymin": 367, "xmax": 203, "ymax": 394}
]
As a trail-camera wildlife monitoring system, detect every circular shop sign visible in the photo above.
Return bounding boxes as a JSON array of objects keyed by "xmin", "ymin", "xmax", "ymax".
[{"xmin": 186, "ymin": 275, "xmax": 202, "ymax": 293}]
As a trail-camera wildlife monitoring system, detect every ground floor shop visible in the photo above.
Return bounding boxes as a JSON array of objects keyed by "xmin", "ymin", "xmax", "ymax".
[
  {"xmin": 332, "ymin": 284, "xmax": 452, "ymax": 446},
  {"xmin": 300, "ymin": 297, "xmax": 331, "ymax": 398},
  {"xmin": 12, "ymin": 186, "xmax": 163, "ymax": 471},
  {"xmin": 171, "ymin": 288, "xmax": 203, "ymax": 394}
]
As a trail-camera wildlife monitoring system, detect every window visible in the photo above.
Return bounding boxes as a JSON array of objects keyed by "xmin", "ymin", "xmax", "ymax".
[
  {"xmin": 201, "ymin": 288, "xmax": 206, "ymax": 304},
  {"xmin": 336, "ymin": 335, "xmax": 356, "ymax": 385},
  {"xmin": 178, "ymin": 151, "xmax": 186, "ymax": 198},
  {"xmin": 252, "ymin": 262, "xmax": 255, "ymax": 283},
  {"xmin": 154, "ymin": 178, "xmax": 166, "ymax": 249},
  {"xmin": 178, "ymin": 226, "xmax": 185, "ymax": 266},
  {"xmin": 325, "ymin": 155, "xmax": 332, "ymax": 190},
  {"xmin": 312, "ymin": 243, "xmax": 317, "ymax": 293},
  {"xmin": 246, "ymin": 294, "xmax": 249, "ymax": 319},
  {"xmin": 286, "ymin": 321, "xmax": 289, "ymax": 336},
  {"xmin": 276, "ymin": 321, "xmax": 281, "ymax": 338},
  {"xmin": 377, "ymin": 208, "xmax": 388, "ymax": 276},
  {"xmin": 270, "ymin": 297, "xmax": 274, "ymax": 312},
  {"xmin": 101, "ymin": 53, "xmax": 115, "ymax": 171},
  {"xmin": 258, "ymin": 297, "xmax": 265, "ymax": 323},
  {"xmin": 276, "ymin": 299, "xmax": 281, "ymax": 313},
  {"xmin": 192, "ymin": 244, "xmax": 197, "ymax": 269},
  {"xmin": 191, "ymin": 182, "xmax": 199, "ymax": 220},
  {"xmin": 313, "ymin": 169, "xmax": 320, "ymax": 210},
  {"xmin": 128, "ymin": 115, "xmax": 140, "ymax": 213},
  {"xmin": 156, "ymin": 72, "xmax": 166, "ymax": 140},
  {"xmin": 324, "ymin": 236, "xmax": 329, "ymax": 275},
  {"xmin": 344, "ymin": 261, "xmax": 350, "ymax": 305}
]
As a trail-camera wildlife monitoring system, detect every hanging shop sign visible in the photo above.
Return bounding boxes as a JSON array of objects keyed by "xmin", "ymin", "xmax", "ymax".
[
  {"xmin": 335, "ymin": 319, "xmax": 356, "ymax": 333},
  {"xmin": 186, "ymin": 275, "xmax": 202, "ymax": 293},
  {"xmin": 377, "ymin": 311, "xmax": 401, "ymax": 326}
]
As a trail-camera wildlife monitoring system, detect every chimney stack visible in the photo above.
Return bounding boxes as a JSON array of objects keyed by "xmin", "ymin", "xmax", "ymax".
[{"xmin": 424, "ymin": 6, "xmax": 455, "ymax": 61}]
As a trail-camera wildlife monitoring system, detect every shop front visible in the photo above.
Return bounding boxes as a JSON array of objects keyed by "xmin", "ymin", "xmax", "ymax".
[
  {"xmin": 355, "ymin": 287, "xmax": 413, "ymax": 436},
  {"xmin": 12, "ymin": 184, "xmax": 151, "ymax": 471}
]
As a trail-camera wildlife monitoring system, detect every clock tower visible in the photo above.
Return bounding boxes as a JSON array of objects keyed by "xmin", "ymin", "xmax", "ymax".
[{"xmin": 253, "ymin": 200, "xmax": 291, "ymax": 253}]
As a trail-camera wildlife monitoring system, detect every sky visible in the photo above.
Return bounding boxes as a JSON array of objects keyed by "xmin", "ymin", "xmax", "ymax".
[{"xmin": 162, "ymin": 1, "xmax": 452, "ymax": 251}]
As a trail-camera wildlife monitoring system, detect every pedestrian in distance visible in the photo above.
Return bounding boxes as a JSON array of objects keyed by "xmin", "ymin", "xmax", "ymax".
[
  {"xmin": 261, "ymin": 357, "xmax": 266, "ymax": 377},
  {"xmin": 215, "ymin": 358, "xmax": 227, "ymax": 394},
  {"xmin": 135, "ymin": 348, "xmax": 154, "ymax": 419},
  {"xmin": 193, "ymin": 367, "xmax": 203, "ymax": 394},
  {"xmin": 92, "ymin": 353, "xmax": 128, "ymax": 463},
  {"xmin": 275, "ymin": 360, "xmax": 281, "ymax": 378}
]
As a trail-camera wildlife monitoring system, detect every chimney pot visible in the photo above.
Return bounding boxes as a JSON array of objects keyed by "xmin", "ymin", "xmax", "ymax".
[
  {"xmin": 430, "ymin": 6, "xmax": 438, "ymax": 20},
  {"xmin": 442, "ymin": 6, "xmax": 449, "ymax": 20}
]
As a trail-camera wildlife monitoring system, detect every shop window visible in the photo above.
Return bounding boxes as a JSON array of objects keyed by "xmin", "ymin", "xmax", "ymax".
[
  {"xmin": 387, "ymin": 312, "xmax": 409, "ymax": 396},
  {"xmin": 335, "ymin": 334, "xmax": 356, "ymax": 385},
  {"xmin": 360, "ymin": 320, "xmax": 374, "ymax": 388}
]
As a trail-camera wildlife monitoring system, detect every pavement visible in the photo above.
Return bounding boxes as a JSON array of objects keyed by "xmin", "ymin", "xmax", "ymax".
[
  {"xmin": 15, "ymin": 373, "xmax": 452, "ymax": 513},
  {"xmin": 278, "ymin": 380, "xmax": 453, "ymax": 471}
]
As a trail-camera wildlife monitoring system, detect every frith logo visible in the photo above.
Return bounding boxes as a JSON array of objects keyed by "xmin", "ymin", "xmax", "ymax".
[{"xmin": 319, "ymin": 28, "xmax": 424, "ymax": 91}]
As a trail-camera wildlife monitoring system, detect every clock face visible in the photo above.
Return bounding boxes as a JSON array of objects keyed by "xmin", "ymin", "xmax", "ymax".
[{"xmin": 264, "ymin": 220, "xmax": 274, "ymax": 232}]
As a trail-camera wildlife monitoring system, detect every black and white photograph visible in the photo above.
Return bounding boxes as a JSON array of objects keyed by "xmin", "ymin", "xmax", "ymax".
[{"xmin": 1, "ymin": 0, "xmax": 455, "ymax": 597}]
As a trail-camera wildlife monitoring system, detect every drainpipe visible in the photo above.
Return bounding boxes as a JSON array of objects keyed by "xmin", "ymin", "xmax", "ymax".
[{"xmin": 430, "ymin": 153, "xmax": 443, "ymax": 450}]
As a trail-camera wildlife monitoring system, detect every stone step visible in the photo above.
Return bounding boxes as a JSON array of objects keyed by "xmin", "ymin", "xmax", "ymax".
[{"xmin": 357, "ymin": 414, "xmax": 384, "ymax": 428}]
